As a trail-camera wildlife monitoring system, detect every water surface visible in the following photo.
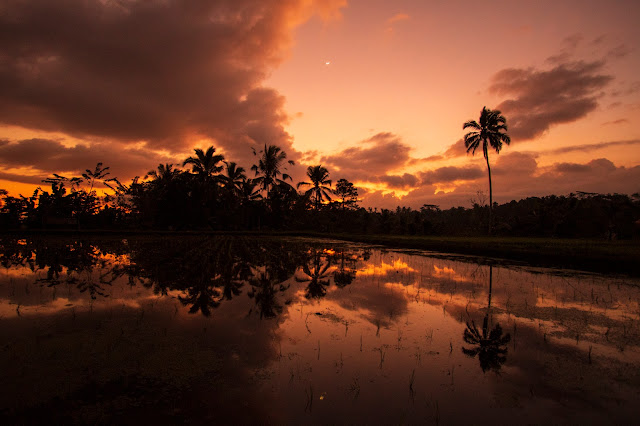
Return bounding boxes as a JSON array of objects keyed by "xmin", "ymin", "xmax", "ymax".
[{"xmin": 1, "ymin": 235, "xmax": 639, "ymax": 424}]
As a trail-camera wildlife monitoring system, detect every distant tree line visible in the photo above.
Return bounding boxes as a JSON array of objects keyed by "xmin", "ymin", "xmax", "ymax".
[{"xmin": 1, "ymin": 145, "xmax": 639, "ymax": 239}]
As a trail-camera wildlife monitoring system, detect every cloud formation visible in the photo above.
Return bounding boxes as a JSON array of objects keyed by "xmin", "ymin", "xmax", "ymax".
[
  {"xmin": 542, "ymin": 139, "xmax": 640, "ymax": 155},
  {"xmin": 0, "ymin": 0, "xmax": 345, "ymax": 165},
  {"xmin": 489, "ymin": 61, "xmax": 613, "ymax": 140},
  {"xmin": 321, "ymin": 132, "xmax": 413, "ymax": 179},
  {"xmin": 420, "ymin": 166, "xmax": 484, "ymax": 184},
  {"xmin": 0, "ymin": 138, "xmax": 174, "ymax": 186}
]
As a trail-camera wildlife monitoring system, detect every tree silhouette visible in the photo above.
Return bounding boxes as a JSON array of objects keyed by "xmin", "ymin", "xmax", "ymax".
[
  {"xmin": 297, "ymin": 165, "xmax": 333, "ymax": 210},
  {"xmin": 82, "ymin": 162, "xmax": 111, "ymax": 192},
  {"xmin": 238, "ymin": 179, "xmax": 262, "ymax": 205},
  {"xmin": 334, "ymin": 179, "xmax": 359, "ymax": 210},
  {"xmin": 183, "ymin": 147, "xmax": 225, "ymax": 181},
  {"xmin": 146, "ymin": 163, "xmax": 179, "ymax": 182},
  {"xmin": 462, "ymin": 266, "xmax": 511, "ymax": 372},
  {"xmin": 332, "ymin": 249, "xmax": 356, "ymax": 288},
  {"xmin": 220, "ymin": 161, "xmax": 246, "ymax": 199},
  {"xmin": 251, "ymin": 144, "xmax": 294, "ymax": 196},
  {"xmin": 296, "ymin": 248, "xmax": 332, "ymax": 298},
  {"xmin": 463, "ymin": 107, "xmax": 510, "ymax": 235}
]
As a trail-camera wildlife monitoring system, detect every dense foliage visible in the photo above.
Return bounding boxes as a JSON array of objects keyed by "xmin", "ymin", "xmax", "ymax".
[{"xmin": 1, "ymin": 145, "xmax": 639, "ymax": 239}]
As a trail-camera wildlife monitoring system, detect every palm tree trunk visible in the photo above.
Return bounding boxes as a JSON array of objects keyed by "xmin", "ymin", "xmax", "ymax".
[{"xmin": 485, "ymin": 151, "xmax": 493, "ymax": 236}]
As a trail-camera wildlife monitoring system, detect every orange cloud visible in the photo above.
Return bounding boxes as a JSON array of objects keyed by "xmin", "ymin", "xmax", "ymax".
[{"xmin": 490, "ymin": 60, "xmax": 613, "ymax": 141}]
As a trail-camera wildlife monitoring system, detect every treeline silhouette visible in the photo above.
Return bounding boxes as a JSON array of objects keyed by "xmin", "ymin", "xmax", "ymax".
[{"xmin": 1, "ymin": 145, "xmax": 639, "ymax": 239}]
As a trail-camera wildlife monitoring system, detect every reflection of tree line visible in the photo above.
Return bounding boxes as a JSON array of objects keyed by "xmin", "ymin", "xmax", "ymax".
[
  {"xmin": 0, "ymin": 237, "xmax": 359, "ymax": 318},
  {"xmin": 462, "ymin": 265, "xmax": 511, "ymax": 373}
]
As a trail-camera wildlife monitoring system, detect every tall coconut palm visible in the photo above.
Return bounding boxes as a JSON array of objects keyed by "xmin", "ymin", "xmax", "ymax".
[
  {"xmin": 182, "ymin": 146, "xmax": 224, "ymax": 181},
  {"xmin": 463, "ymin": 107, "xmax": 510, "ymax": 235},
  {"xmin": 251, "ymin": 144, "xmax": 294, "ymax": 196},
  {"xmin": 297, "ymin": 165, "xmax": 333, "ymax": 210}
]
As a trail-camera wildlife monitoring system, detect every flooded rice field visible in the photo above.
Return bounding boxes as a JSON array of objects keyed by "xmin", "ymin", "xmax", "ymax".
[{"xmin": 1, "ymin": 235, "xmax": 639, "ymax": 424}]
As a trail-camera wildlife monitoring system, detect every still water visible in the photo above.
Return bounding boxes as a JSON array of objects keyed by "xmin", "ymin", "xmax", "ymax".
[{"xmin": 1, "ymin": 235, "xmax": 639, "ymax": 424}]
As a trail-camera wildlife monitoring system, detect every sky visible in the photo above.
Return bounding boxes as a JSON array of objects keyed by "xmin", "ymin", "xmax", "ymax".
[{"xmin": 1, "ymin": 0, "xmax": 639, "ymax": 209}]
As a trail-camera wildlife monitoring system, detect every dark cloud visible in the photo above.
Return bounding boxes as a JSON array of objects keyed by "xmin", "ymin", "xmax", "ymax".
[
  {"xmin": 0, "ymin": 171, "xmax": 44, "ymax": 186},
  {"xmin": 0, "ymin": 0, "xmax": 345, "ymax": 165},
  {"xmin": 541, "ymin": 139, "xmax": 640, "ymax": 155},
  {"xmin": 321, "ymin": 132, "xmax": 412, "ymax": 179},
  {"xmin": 0, "ymin": 138, "xmax": 174, "ymax": 185},
  {"xmin": 420, "ymin": 165, "xmax": 484, "ymax": 184},
  {"xmin": 552, "ymin": 158, "xmax": 617, "ymax": 174},
  {"xmin": 443, "ymin": 139, "xmax": 467, "ymax": 157},
  {"xmin": 389, "ymin": 157, "xmax": 640, "ymax": 210},
  {"xmin": 489, "ymin": 61, "xmax": 613, "ymax": 140},
  {"xmin": 591, "ymin": 35, "xmax": 607, "ymax": 45},
  {"xmin": 378, "ymin": 173, "xmax": 419, "ymax": 189},
  {"xmin": 602, "ymin": 118, "xmax": 629, "ymax": 125},
  {"xmin": 493, "ymin": 152, "xmax": 538, "ymax": 176},
  {"xmin": 545, "ymin": 52, "xmax": 572, "ymax": 65},
  {"xmin": 554, "ymin": 163, "xmax": 591, "ymax": 173},
  {"xmin": 607, "ymin": 44, "xmax": 632, "ymax": 59},
  {"xmin": 563, "ymin": 33, "xmax": 584, "ymax": 49},
  {"xmin": 611, "ymin": 81, "xmax": 640, "ymax": 97}
]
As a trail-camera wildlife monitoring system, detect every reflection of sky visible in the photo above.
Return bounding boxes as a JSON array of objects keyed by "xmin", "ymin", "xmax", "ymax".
[
  {"xmin": 357, "ymin": 258, "xmax": 417, "ymax": 276},
  {"xmin": 1, "ymin": 238, "xmax": 640, "ymax": 423}
]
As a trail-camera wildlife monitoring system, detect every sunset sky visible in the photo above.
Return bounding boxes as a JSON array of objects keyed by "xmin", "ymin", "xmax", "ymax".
[{"xmin": 1, "ymin": 0, "xmax": 639, "ymax": 209}]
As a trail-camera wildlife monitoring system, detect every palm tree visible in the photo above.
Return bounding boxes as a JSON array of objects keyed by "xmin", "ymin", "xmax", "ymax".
[
  {"xmin": 238, "ymin": 179, "xmax": 263, "ymax": 204},
  {"xmin": 220, "ymin": 161, "xmax": 246, "ymax": 197},
  {"xmin": 251, "ymin": 144, "xmax": 295, "ymax": 196},
  {"xmin": 82, "ymin": 162, "xmax": 111, "ymax": 193},
  {"xmin": 146, "ymin": 163, "xmax": 179, "ymax": 182},
  {"xmin": 182, "ymin": 146, "xmax": 225, "ymax": 181},
  {"xmin": 463, "ymin": 107, "xmax": 510, "ymax": 235},
  {"xmin": 297, "ymin": 165, "xmax": 333, "ymax": 210}
]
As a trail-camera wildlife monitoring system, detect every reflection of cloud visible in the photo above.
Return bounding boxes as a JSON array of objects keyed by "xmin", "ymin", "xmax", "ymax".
[
  {"xmin": 490, "ymin": 60, "xmax": 613, "ymax": 140},
  {"xmin": 358, "ymin": 259, "xmax": 416, "ymax": 276},
  {"xmin": 432, "ymin": 265, "xmax": 472, "ymax": 283}
]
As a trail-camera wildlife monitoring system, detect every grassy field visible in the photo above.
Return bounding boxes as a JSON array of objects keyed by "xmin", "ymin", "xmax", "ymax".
[{"xmin": 299, "ymin": 232, "xmax": 640, "ymax": 276}]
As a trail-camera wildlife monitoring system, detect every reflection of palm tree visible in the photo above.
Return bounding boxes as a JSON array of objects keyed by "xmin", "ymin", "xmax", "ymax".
[
  {"xmin": 178, "ymin": 284, "xmax": 221, "ymax": 316},
  {"xmin": 296, "ymin": 249, "xmax": 331, "ymax": 298},
  {"xmin": 462, "ymin": 265, "xmax": 511, "ymax": 372},
  {"xmin": 463, "ymin": 107, "xmax": 510, "ymax": 235},
  {"xmin": 333, "ymin": 250, "xmax": 356, "ymax": 288},
  {"xmin": 248, "ymin": 269, "xmax": 289, "ymax": 319},
  {"xmin": 297, "ymin": 165, "xmax": 332, "ymax": 210}
]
